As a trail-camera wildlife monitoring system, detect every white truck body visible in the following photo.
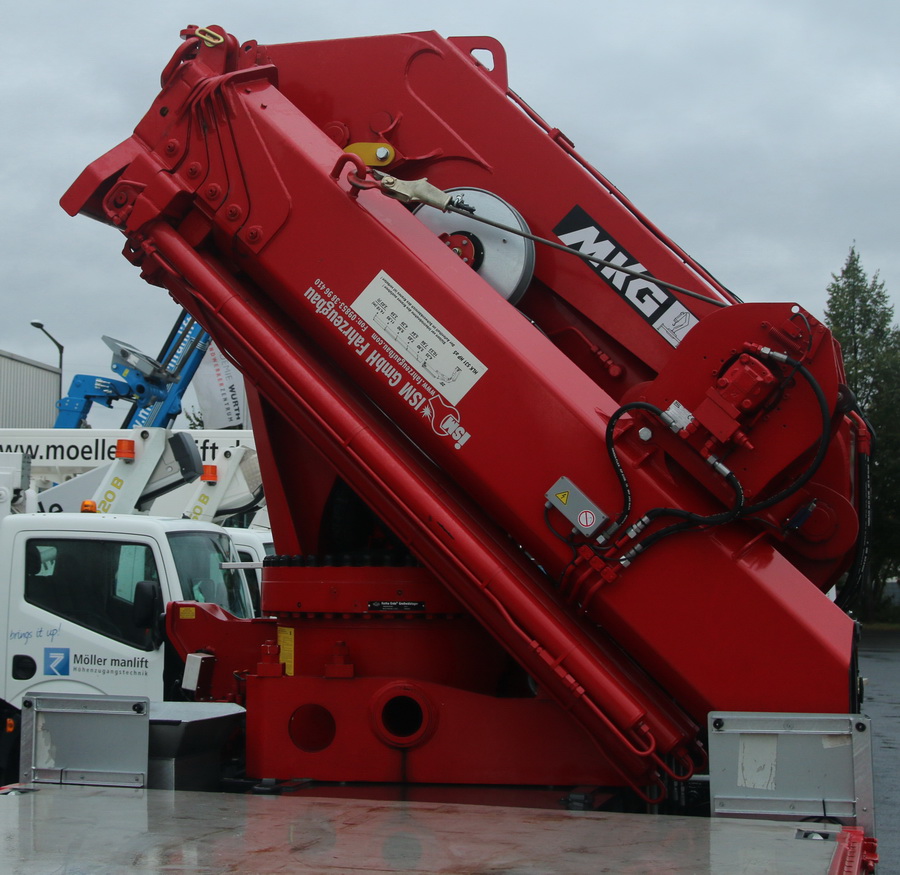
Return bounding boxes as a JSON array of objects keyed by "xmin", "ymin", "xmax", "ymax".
[
  {"xmin": 0, "ymin": 428, "xmax": 255, "ymax": 518},
  {"xmin": 0, "ymin": 512, "xmax": 253, "ymax": 712}
]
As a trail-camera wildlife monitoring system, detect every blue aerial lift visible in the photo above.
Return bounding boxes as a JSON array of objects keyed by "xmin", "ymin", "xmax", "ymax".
[{"xmin": 53, "ymin": 310, "xmax": 209, "ymax": 428}]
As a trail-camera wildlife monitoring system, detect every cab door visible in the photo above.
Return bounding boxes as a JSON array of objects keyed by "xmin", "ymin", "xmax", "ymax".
[{"xmin": 5, "ymin": 529, "xmax": 166, "ymax": 708}]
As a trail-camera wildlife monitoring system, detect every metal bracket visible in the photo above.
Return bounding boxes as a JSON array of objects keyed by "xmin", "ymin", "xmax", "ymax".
[
  {"xmin": 661, "ymin": 400, "xmax": 694, "ymax": 434},
  {"xmin": 20, "ymin": 692, "xmax": 149, "ymax": 788},
  {"xmin": 708, "ymin": 711, "xmax": 876, "ymax": 838}
]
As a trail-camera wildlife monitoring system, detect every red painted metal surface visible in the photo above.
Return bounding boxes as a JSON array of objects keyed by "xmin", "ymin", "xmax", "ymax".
[
  {"xmin": 67, "ymin": 25, "xmax": 867, "ymax": 804},
  {"xmin": 828, "ymin": 828, "xmax": 878, "ymax": 874}
]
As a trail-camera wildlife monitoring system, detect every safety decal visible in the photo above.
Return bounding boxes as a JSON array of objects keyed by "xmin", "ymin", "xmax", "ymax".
[
  {"xmin": 545, "ymin": 476, "xmax": 609, "ymax": 537},
  {"xmin": 577, "ymin": 509, "xmax": 596, "ymax": 529},
  {"xmin": 277, "ymin": 626, "xmax": 295, "ymax": 677}
]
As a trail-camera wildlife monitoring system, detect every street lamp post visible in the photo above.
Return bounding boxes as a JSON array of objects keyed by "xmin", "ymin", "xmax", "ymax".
[{"xmin": 30, "ymin": 320, "xmax": 65, "ymax": 405}]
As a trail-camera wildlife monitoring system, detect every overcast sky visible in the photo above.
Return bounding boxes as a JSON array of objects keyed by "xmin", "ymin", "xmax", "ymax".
[{"xmin": 2, "ymin": 1, "xmax": 898, "ymax": 427}]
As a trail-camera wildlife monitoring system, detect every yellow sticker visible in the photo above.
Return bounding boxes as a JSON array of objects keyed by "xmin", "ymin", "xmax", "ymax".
[
  {"xmin": 555, "ymin": 491, "xmax": 570, "ymax": 505},
  {"xmin": 277, "ymin": 626, "xmax": 295, "ymax": 677},
  {"xmin": 179, "ymin": 606, "xmax": 196, "ymax": 619}
]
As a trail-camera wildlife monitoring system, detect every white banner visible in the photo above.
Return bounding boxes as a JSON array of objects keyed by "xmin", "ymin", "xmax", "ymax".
[{"xmin": 193, "ymin": 343, "xmax": 247, "ymax": 429}]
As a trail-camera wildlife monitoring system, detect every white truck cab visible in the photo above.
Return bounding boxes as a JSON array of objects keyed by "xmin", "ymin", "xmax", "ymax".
[{"xmin": 0, "ymin": 512, "xmax": 252, "ymax": 782}]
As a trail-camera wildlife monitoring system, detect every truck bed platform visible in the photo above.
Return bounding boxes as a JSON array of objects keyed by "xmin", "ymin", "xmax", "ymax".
[{"xmin": 2, "ymin": 784, "xmax": 855, "ymax": 874}]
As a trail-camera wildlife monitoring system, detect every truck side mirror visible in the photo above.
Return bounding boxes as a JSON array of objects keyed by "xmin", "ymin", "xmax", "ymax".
[{"xmin": 133, "ymin": 579, "xmax": 163, "ymax": 637}]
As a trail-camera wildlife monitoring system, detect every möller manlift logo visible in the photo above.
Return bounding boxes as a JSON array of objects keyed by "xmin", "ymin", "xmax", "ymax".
[{"xmin": 43, "ymin": 648, "xmax": 70, "ymax": 676}]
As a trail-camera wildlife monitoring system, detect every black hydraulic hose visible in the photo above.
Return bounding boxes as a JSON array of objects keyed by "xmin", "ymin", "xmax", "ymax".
[
  {"xmin": 602, "ymin": 401, "xmax": 669, "ymax": 535},
  {"xmin": 616, "ymin": 519, "xmax": 709, "ymax": 564},
  {"xmin": 573, "ymin": 347, "xmax": 834, "ymax": 577},
  {"xmin": 604, "ymin": 401, "xmax": 748, "ymax": 529},
  {"xmin": 616, "ymin": 472, "xmax": 745, "ymax": 563},
  {"xmin": 619, "ymin": 354, "xmax": 832, "ymax": 560},
  {"xmin": 600, "ymin": 350, "xmax": 831, "ymax": 566},
  {"xmin": 836, "ymin": 396, "xmax": 876, "ymax": 611},
  {"xmin": 836, "ymin": 446, "xmax": 872, "ymax": 612},
  {"xmin": 599, "ymin": 400, "xmax": 747, "ymax": 567},
  {"xmin": 643, "ymin": 471, "xmax": 745, "ymax": 528},
  {"xmin": 740, "ymin": 353, "xmax": 831, "ymax": 516}
]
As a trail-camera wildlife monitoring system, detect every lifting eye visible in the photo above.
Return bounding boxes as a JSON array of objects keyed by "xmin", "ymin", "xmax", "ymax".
[{"xmin": 469, "ymin": 49, "xmax": 495, "ymax": 71}]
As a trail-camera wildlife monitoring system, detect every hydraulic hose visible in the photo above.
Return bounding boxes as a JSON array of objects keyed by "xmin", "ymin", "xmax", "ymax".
[
  {"xmin": 740, "ymin": 352, "xmax": 831, "ymax": 516},
  {"xmin": 598, "ymin": 349, "xmax": 832, "ymax": 565},
  {"xmin": 836, "ymin": 415, "xmax": 873, "ymax": 612},
  {"xmin": 601, "ymin": 401, "xmax": 669, "ymax": 537}
]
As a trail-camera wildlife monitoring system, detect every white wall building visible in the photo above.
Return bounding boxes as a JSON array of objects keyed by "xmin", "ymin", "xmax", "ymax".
[{"xmin": 0, "ymin": 350, "xmax": 60, "ymax": 428}]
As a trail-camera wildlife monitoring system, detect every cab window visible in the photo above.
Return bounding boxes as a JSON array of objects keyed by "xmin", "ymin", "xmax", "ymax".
[
  {"xmin": 24, "ymin": 537, "xmax": 159, "ymax": 650},
  {"xmin": 167, "ymin": 531, "xmax": 252, "ymax": 619}
]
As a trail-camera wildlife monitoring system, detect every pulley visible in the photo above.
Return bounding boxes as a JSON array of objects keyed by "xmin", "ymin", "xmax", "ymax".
[{"xmin": 413, "ymin": 188, "xmax": 535, "ymax": 305}]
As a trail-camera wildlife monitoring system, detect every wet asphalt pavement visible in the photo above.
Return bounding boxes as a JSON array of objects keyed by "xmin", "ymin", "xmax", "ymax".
[{"xmin": 859, "ymin": 628, "xmax": 900, "ymax": 873}]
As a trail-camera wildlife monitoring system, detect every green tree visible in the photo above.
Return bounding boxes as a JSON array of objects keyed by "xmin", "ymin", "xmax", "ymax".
[
  {"xmin": 183, "ymin": 405, "xmax": 205, "ymax": 429},
  {"xmin": 825, "ymin": 246, "xmax": 900, "ymax": 619}
]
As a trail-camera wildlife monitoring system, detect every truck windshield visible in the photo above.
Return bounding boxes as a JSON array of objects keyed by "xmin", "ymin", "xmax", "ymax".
[{"xmin": 167, "ymin": 531, "xmax": 252, "ymax": 619}]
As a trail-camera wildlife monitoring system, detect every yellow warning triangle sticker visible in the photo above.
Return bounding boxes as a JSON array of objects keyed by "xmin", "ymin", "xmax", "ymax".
[{"xmin": 556, "ymin": 490, "xmax": 570, "ymax": 505}]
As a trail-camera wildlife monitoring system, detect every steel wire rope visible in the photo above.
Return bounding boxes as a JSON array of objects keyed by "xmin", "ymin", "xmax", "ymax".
[{"xmin": 443, "ymin": 204, "xmax": 729, "ymax": 309}]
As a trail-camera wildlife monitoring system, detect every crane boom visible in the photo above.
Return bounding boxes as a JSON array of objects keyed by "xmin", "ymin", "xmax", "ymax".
[{"xmin": 62, "ymin": 25, "xmax": 870, "ymax": 814}]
